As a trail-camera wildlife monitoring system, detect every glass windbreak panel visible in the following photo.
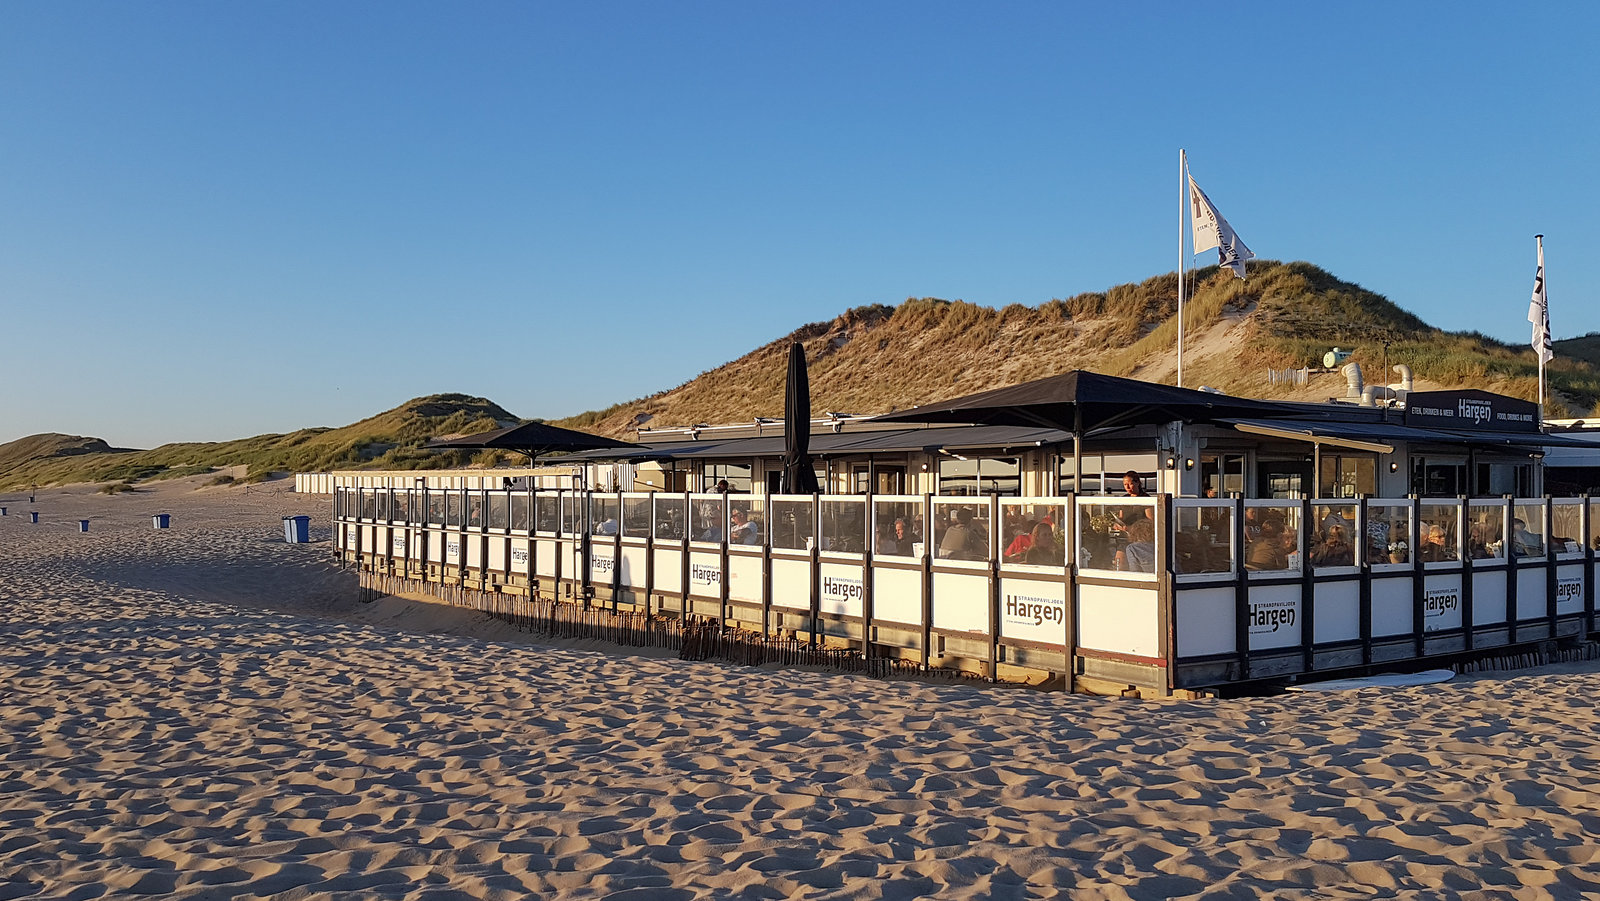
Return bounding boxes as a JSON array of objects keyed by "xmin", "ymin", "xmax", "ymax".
[
  {"xmin": 1078, "ymin": 499, "xmax": 1157, "ymax": 572},
  {"xmin": 999, "ymin": 500, "xmax": 1068, "ymax": 567},
  {"xmin": 466, "ymin": 493, "xmax": 485, "ymax": 529},
  {"xmin": 427, "ymin": 491, "xmax": 446, "ymax": 525},
  {"xmin": 653, "ymin": 495, "xmax": 687, "ymax": 541},
  {"xmin": 1243, "ymin": 503, "xmax": 1301, "ymax": 573},
  {"xmin": 1173, "ymin": 502, "xmax": 1232, "ymax": 574},
  {"xmin": 510, "ymin": 493, "xmax": 530, "ymax": 532},
  {"xmin": 1511, "ymin": 502, "xmax": 1547, "ymax": 557},
  {"xmin": 729, "ymin": 496, "xmax": 765, "ymax": 546},
  {"xmin": 770, "ymin": 497, "xmax": 815, "ymax": 551},
  {"xmin": 1467, "ymin": 502, "xmax": 1506, "ymax": 560},
  {"xmin": 622, "ymin": 495, "xmax": 652, "ymax": 538},
  {"xmin": 873, "ymin": 498, "xmax": 926, "ymax": 557},
  {"xmin": 358, "ymin": 490, "xmax": 374, "ymax": 520},
  {"xmin": 1591, "ymin": 499, "xmax": 1600, "ymax": 551},
  {"xmin": 1309, "ymin": 503, "xmax": 1358, "ymax": 568},
  {"xmin": 445, "ymin": 491, "xmax": 462, "ymax": 527},
  {"xmin": 1367, "ymin": 504, "xmax": 1412, "ymax": 564},
  {"xmin": 562, "ymin": 492, "xmax": 585, "ymax": 536},
  {"xmin": 591, "ymin": 495, "xmax": 620, "ymax": 535},
  {"xmin": 376, "ymin": 490, "xmax": 390, "ymax": 522},
  {"xmin": 690, "ymin": 494, "xmax": 726, "ymax": 543},
  {"xmin": 1418, "ymin": 503, "xmax": 1461, "ymax": 563},
  {"xmin": 933, "ymin": 500, "xmax": 991, "ymax": 561},
  {"xmin": 1552, "ymin": 501, "xmax": 1584, "ymax": 556},
  {"xmin": 487, "ymin": 493, "xmax": 509, "ymax": 530},
  {"xmin": 534, "ymin": 493, "xmax": 560, "ymax": 533},
  {"xmin": 819, "ymin": 498, "xmax": 868, "ymax": 554}
]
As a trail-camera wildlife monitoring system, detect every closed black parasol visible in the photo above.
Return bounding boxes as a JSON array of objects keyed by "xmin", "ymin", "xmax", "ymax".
[
  {"xmin": 781, "ymin": 342, "xmax": 821, "ymax": 494},
  {"xmin": 430, "ymin": 420, "xmax": 639, "ymax": 465}
]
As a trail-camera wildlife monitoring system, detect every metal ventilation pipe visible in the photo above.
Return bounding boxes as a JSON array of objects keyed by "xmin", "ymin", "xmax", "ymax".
[
  {"xmin": 1362, "ymin": 385, "xmax": 1397, "ymax": 406},
  {"xmin": 1391, "ymin": 363, "xmax": 1414, "ymax": 391},
  {"xmin": 1343, "ymin": 362, "xmax": 1363, "ymax": 397}
]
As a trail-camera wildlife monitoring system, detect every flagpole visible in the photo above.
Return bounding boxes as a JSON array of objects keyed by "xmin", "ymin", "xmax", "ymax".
[
  {"xmin": 1177, "ymin": 149, "xmax": 1187, "ymax": 388},
  {"xmin": 1536, "ymin": 234, "xmax": 1546, "ymax": 419}
]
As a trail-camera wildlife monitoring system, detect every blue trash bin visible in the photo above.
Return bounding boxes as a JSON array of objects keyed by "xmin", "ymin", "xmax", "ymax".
[
  {"xmin": 79, "ymin": 520, "xmax": 90, "ymax": 533},
  {"xmin": 153, "ymin": 514, "xmax": 171, "ymax": 529},
  {"xmin": 1, "ymin": 506, "xmax": 6, "ymax": 516},
  {"xmin": 283, "ymin": 515, "xmax": 311, "ymax": 543},
  {"xmin": 29, "ymin": 512, "xmax": 39, "ymax": 523}
]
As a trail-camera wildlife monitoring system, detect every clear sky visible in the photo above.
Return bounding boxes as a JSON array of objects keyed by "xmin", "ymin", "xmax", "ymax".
[{"xmin": 3, "ymin": 2, "xmax": 1595, "ymax": 448}]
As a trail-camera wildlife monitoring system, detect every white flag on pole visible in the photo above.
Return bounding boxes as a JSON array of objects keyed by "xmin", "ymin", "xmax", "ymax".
[
  {"xmin": 1529, "ymin": 239, "xmax": 1553, "ymax": 363},
  {"xmin": 1188, "ymin": 174, "xmax": 1254, "ymax": 279}
]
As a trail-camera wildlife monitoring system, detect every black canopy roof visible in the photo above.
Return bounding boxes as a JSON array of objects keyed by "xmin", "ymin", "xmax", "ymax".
[
  {"xmin": 430, "ymin": 421, "xmax": 638, "ymax": 463},
  {"xmin": 872, "ymin": 370, "xmax": 1300, "ymax": 433}
]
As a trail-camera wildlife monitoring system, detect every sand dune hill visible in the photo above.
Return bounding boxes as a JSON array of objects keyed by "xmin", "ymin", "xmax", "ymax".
[{"xmin": 4, "ymin": 478, "xmax": 1600, "ymax": 898}]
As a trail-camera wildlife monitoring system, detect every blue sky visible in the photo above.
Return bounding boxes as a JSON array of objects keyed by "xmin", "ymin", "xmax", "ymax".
[{"xmin": 3, "ymin": 2, "xmax": 1595, "ymax": 448}]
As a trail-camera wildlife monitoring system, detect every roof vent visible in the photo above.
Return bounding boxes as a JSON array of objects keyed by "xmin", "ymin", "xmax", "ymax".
[{"xmin": 1342, "ymin": 362, "xmax": 1363, "ymax": 397}]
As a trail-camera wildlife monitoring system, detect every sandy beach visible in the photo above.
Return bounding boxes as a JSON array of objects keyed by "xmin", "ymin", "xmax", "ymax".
[{"xmin": 4, "ymin": 478, "xmax": 1600, "ymax": 899}]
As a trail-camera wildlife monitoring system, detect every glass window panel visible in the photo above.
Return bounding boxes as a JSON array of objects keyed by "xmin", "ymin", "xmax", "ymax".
[
  {"xmin": 534, "ymin": 493, "xmax": 560, "ymax": 533},
  {"xmin": 819, "ymin": 499, "xmax": 868, "ymax": 553},
  {"xmin": 1310, "ymin": 503, "xmax": 1358, "ymax": 568},
  {"xmin": 466, "ymin": 493, "xmax": 484, "ymax": 529},
  {"xmin": 1368, "ymin": 504, "xmax": 1412, "ymax": 564},
  {"xmin": 510, "ymin": 493, "xmax": 530, "ymax": 532},
  {"xmin": 1243, "ymin": 502, "xmax": 1302, "ymax": 573},
  {"xmin": 446, "ymin": 491, "xmax": 461, "ymax": 527},
  {"xmin": 771, "ymin": 498, "xmax": 815, "ymax": 551},
  {"xmin": 702, "ymin": 463, "xmax": 753, "ymax": 494},
  {"xmin": 933, "ymin": 500, "xmax": 991, "ymax": 561},
  {"xmin": 1468, "ymin": 503, "xmax": 1506, "ymax": 560},
  {"xmin": 653, "ymin": 495, "xmax": 687, "ymax": 541},
  {"xmin": 1511, "ymin": 502, "xmax": 1546, "ymax": 557},
  {"xmin": 999, "ymin": 500, "xmax": 1067, "ymax": 567},
  {"xmin": 487, "ymin": 493, "xmax": 508, "ymax": 530},
  {"xmin": 591, "ymin": 495, "xmax": 620, "ymax": 535},
  {"xmin": 937, "ymin": 457, "xmax": 979, "ymax": 497},
  {"xmin": 1173, "ymin": 502, "xmax": 1232, "ymax": 574},
  {"xmin": 1552, "ymin": 501, "xmax": 1584, "ymax": 556},
  {"xmin": 1418, "ymin": 502, "xmax": 1461, "ymax": 562},
  {"xmin": 1058, "ymin": 454, "xmax": 1104, "ymax": 496},
  {"xmin": 562, "ymin": 492, "xmax": 585, "ymax": 536},
  {"xmin": 1105, "ymin": 456, "xmax": 1158, "ymax": 498},
  {"xmin": 690, "ymin": 495, "xmax": 726, "ymax": 542},
  {"xmin": 1078, "ymin": 499, "xmax": 1157, "ymax": 572},
  {"xmin": 427, "ymin": 491, "xmax": 446, "ymax": 525},
  {"xmin": 873, "ymin": 499, "xmax": 926, "ymax": 557},
  {"xmin": 623, "ymin": 495, "xmax": 652, "ymax": 538},
  {"xmin": 729, "ymin": 496, "xmax": 766, "ymax": 546}
]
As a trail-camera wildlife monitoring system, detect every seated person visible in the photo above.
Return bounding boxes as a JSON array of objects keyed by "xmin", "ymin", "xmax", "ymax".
[
  {"xmin": 1023, "ymin": 521, "xmax": 1061, "ymax": 565},
  {"xmin": 879, "ymin": 517, "xmax": 915, "ymax": 556},
  {"xmin": 1511, "ymin": 518, "xmax": 1544, "ymax": 557},
  {"xmin": 728, "ymin": 507, "xmax": 759, "ymax": 545},
  {"xmin": 1310, "ymin": 524, "xmax": 1354, "ymax": 567},
  {"xmin": 1119, "ymin": 518, "xmax": 1157, "ymax": 572},
  {"xmin": 1245, "ymin": 521, "xmax": 1288, "ymax": 571},
  {"xmin": 939, "ymin": 509, "xmax": 978, "ymax": 560},
  {"xmin": 1420, "ymin": 524, "xmax": 1453, "ymax": 562}
]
